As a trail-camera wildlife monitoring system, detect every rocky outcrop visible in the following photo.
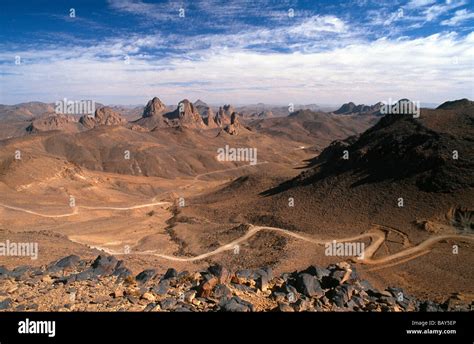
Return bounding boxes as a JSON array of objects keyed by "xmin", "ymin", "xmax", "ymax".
[
  {"xmin": 134, "ymin": 99, "xmax": 250, "ymax": 131},
  {"xmin": 334, "ymin": 102, "xmax": 356, "ymax": 114},
  {"xmin": 214, "ymin": 105, "xmax": 234, "ymax": 126},
  {"xmin": 194, "ymin": 99, "xmax": 211, "ymax": 116},
  {"xmin": 133, "ymin": 97, "xmax": 170, "ymax": 129},
  {"xmin": 79, "ymin": 107, "xmax": 127, "ymax": 129},
  {"xmin": 143, "ymin": 97, "xmax": 167, "ymax": 118},
  {"xmin": 203, "ymin": 112, "xmax": 219, "ymax": 128},
  {"xmin": 0, "ymin": 255, "xmax": 466, "ymax": 312},
  {"xmin": 26, "ymin": 113, "xmax": 79, "ymax": 133},
  {"xmin": 334, "ymin": 102, "xmax": 383, "ymax": 115},
  {"xmin": 224, "ymin": 112, "xmax": 246, "ymax": 135},
  {"xmin": 194, "ymin": 100, "xmax": 218, "ymax": 128},
  {"xmin": 164, "ymin": 99, "xmax": 206, "ymax": 129},
  {"xmin": 136, "ymin": 98, "xmax": 206, "ymax": 130}
]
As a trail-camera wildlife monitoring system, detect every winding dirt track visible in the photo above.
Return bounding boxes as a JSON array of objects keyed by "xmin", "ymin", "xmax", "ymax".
[
  {"xmin": 133, "ymin": 225, "xmax": 474, "ymax": 267},
  {"xmin": 1, "ymin": 159, "xmax": 472, "ymax": 269},
  {"xmin": 0, "ymin": 201, "xmax": 170, "ymax": 217},
  {"xmin": 0, "ymin": 203, "xmax": 79, "ymax": 218},
  {"xmin": 1, "ymin": 200, "xmax": 472, "ymax": 268}
]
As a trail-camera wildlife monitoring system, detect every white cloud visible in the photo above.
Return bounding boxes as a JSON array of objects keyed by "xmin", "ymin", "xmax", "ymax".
[
  {"xmin": 107, "ymin": 0, "xmax": 176, "ymax": 20},
  {"xmin": 1, "ymin": 31, "xmax": 472, "ymax": 105},
  {"xmin": 422, "ymin": 0, "xmax": 467, "ymax": 21},
  {"xmin": 107, "ymin": 0, "xmax": 299, "ymax": 24},
  {"xmin": 441, "ymin": 8, "xmax": 474, "ymax": 25},
  {"xmin": 1, "ymin": 4, "xmax": 473, "ymax": 106},
  {"xmin": 172, "ymin": 15, "xmax": 356, "ymax": 53},
  {"xmin": 405, "ymin": 0, "xmax": 436, "ymax": 9},
  {"xmin": 368, "ymin": 0, "xmax": 470, "ymax": 31},
  {"xmin": 289, "ymin": 16, "xmax": 347, "ymax": 36}
]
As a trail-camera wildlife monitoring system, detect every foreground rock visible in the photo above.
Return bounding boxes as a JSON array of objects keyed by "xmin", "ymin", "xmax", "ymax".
[{"xmin": 0, "ymin": 255, "xmax": 470, "ymax": 312}]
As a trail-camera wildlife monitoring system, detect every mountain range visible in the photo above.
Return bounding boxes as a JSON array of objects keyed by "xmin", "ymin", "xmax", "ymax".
[{"xmin": 0, "ymin": 97, "xmax": 472, "ymax": 307}]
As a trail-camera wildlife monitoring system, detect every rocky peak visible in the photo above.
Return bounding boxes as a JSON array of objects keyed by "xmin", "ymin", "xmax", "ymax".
[
  {"xmin": 335, "ymin": 102, "xmax": 383, "ymax": 115},
  {"xmin": 334, "ymin": 102, "xmax": 356, "ymax": 114},
  {"xmin": 143, "ymin": 97, "xmax": 167, "ymax": 118},
  {"xmin": 223, "ymin": 104, "xmax": 235, "ymax": 114},
  {"xmin": 230, "ymin": 112, "xmax": 239, "ymax": 125},
  {"xmin": 204, "ymin": 116, "xmax": 218, "ymax": 128},
  {"xmin": 203, "ymin": 107, "xmax": 218, "ymax": 128},
  {"xmin": 164, "ymin": 99, "xmax": 206, "ymax": 128},
  {"xmin": 194, "ymin": 99, "xmax": 208, "ymax": 108},
  {"xmin": 436, "ymin": 98, "xmax": 474, "ymax": 110},
  {"xmin": 178, "ymin": 99, "xmax": 198, "ymax": 119},
  {"xmin": 193, "ymin": 100, "xmax": 218, "ymax": 128},
  {"xmin": 215, "ymin": 105, "xmax": 234, "ymax": 126},
  {"xmin": 79, "ymin": 107, "xmax": 127, "ymax": 129},
  {"xmin": 95, "ymin": 107, "xmax": 127, "ymax": 126},
  {"xmin": 224, "ymin": 112, "xmax": 242, "ymax": 135}
]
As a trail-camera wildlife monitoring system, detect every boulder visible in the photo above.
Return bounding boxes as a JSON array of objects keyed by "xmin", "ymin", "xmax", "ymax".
[
  {"xmin": 91, "ymin": 255, "xmax": 119, "ymax": 276},
  {"xmin": 160, "ymin": 298, "xmax": 177, "ymax": 311},
  {"xmin": 276, "ymin": 302, "xmax": 294, "ymax": 312},
  {"xmin": 141, "ymin": 292, "xmax": 156, "ymax": 302},
  {"xmin": 220, "ymin": 296, "xmax": 253, "ymax": 312},
  {"xmin": 0, "ymin": 298, "xmax": 12, "ymax": 310},
  {"xmin": 135, "ymin": 269, "xmax": 157, "ymax": 284},
  {"xmin": 303, "ymin": 266, "xmax": 330, "ymax": 280},
  {"xmin": 296, "ymin": 273, "xmax": 324, "ymax": 298},
  {"xmin": 153, "ymin": 280, "xmax": 170, "ymax": 296},
  {"xmin": 199, "ymin": 276, "xmax": 218, "ymax": 298},
  {"xmin": 0, "ymin": 266, "xmax": 10, "ymax": 279},
  {"xmin": 208, "ymin": 265, "xmax": 232, "ymax": 284},
  {"xmin": 213, "ymin": 284, "xmax": 232, "ymax": 299},
  {"xmin": 162, "ymin": 268, "xmax": 178, "ymax": 280},
  {"xmin": 54, "ymin": 255, "xmax": 80, "ymax": 269},
  {"xmin": 10, "ymin": 266, "xmax": 30, "ymax": 280}
]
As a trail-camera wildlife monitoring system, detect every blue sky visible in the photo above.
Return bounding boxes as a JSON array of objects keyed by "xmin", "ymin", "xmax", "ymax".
[{"xmin": 0, "ymin": 0, "xmax": 473, "ymax": 105}]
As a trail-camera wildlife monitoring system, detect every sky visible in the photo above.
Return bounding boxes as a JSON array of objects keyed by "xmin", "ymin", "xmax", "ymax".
[{"xmin": 0, "ymin": 0, "xmax": 473, "ymax": 105}]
